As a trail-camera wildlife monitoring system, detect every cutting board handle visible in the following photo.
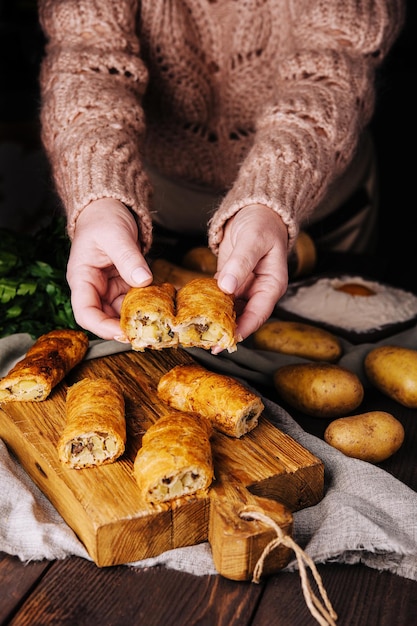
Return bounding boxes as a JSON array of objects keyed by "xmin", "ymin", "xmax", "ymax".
[{"xmin": 208, "ymin": 481, "xmax": 293, "ymax": 581}]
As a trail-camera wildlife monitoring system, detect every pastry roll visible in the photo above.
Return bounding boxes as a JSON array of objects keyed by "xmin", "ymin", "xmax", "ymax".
[
  {"xmin": 175, "ymin": 277, "xmax": 239, "ymax": 353},
  {"xmin": 58, "ymin": 378, "xmax": 126, "ymax": 469},
  {"xmin": 0, "ymin": 329, "xmax": 89, "ymax": 402},
  {"xmin": 157, "ymin": 364, "xmax": 264, "ymax": 438},
  {"xmin": 134, "ymin": 411, "xmax": 214, "ymax": 503},
  {"xmin": 119, "ymin": 283, "xmax": 178, "ymax": 351}
]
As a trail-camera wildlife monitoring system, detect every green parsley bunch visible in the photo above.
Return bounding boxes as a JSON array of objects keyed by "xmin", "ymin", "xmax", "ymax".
[{"xmin": 0, "ymin": 216, "xmax": 82, "ymax": 338}]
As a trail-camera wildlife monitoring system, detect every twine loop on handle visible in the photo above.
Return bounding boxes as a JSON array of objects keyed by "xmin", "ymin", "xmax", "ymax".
[{"xmin": 240, "ymin": 509, "xmax": 338, "ymax": 626}]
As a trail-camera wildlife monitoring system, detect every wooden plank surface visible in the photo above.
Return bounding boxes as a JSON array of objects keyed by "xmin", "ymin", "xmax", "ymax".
[
  {"xmin": 0, "ymin": 554, "xmax": 51, "ymax": 624},
  {"xmin": 0, "ymin": 348, "xmax": 324, "ymax": 574},
  {"xmin": 2, "ymin": 555, "xmax": 264, "ymax": 626},
  {"xmin": 3, "ymin": 552, "xmax": 417, "ymax": 626}
]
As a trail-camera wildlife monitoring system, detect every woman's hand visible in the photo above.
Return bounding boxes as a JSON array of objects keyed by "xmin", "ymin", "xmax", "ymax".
[
  {"xmin": 66, "ymin": 198, "xmax": 153, "ymax": 339},
  {"xmin": 215, "ymin": 204, "xmax": 289, "ymax": 342}
]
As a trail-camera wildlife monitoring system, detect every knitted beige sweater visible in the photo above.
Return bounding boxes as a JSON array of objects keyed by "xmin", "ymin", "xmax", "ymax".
[{"xmin": 38, "ymin": 0, "xmax": 404, "ymax": 254}]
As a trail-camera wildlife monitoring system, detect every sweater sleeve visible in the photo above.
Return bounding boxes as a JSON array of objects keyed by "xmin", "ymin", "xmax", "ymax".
[
  {"xmin": 208, "ymin": 0, "xmax": 405, "ymax": 252},
  {"xmin": 38, "ymin": 0, "xmax": 153, "ymax": 252}
]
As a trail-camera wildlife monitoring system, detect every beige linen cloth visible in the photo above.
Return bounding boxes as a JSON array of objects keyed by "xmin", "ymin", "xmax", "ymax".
[{"xmin": 1, "ymin": 330, "xmax": 417, "ymax": 580}]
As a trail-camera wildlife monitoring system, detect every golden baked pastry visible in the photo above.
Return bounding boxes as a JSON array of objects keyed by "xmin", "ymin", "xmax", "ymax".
[
  {"xmin": 134, "ymin": 411, "xmax": 214, "ymax": 503},
  {"xmin": 157, "ymin": 364, "xmax": 264, "ymax": 438},
  {"xmin": 119, "ymin": 282, "xmax": 178, "ymax": 351},
  {"xmin": 58, "ymin": 378, "xmax": 126, "ymax": 469},
  {"xmin": 175, "ymin": 277, "xmax": 238, "ymax": 353},
  {"xmin": 0, "ymin": 329, "xmax": 89, "ymax": 402},
  {"xmin": 120, "ymin": 277, "xmax": 239, "ymax": 353}
]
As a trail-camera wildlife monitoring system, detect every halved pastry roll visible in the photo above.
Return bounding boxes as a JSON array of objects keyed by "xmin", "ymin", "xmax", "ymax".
[
  {"xmin": 175, "ymin": 277, "xmax": 239, "ymax": 353},
  {"xmin": 134, "ymin": 411, "xmax": 214, "ymax": 503},
  {"xmin": 119, "ymin": 282, "xmax": 178, "ymax": 351},
  {"xmin": 0, "ymin": 329, "xmax": 89, "ymax": 402},
  {"xmin": 157, "ymin": 364, "xmax": 264, "ymax": 438},
  {"xmin": 58, "ymin": 378, "xmax": 126, "ymax": 469}
]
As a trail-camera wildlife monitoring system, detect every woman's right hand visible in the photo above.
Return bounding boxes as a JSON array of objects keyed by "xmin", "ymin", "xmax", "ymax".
[
  {"xmin": 215, "ymin": 204, "xmax": 289, "ymax": 343},
  {"xmin": 66, "ymin": 198, "xmax": 153, "ymax": 340}
]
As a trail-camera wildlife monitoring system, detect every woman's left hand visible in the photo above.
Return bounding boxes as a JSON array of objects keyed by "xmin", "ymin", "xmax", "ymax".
[{"xmin": 215, "ymin": 204, "xmax": 289, "ymax": 342}]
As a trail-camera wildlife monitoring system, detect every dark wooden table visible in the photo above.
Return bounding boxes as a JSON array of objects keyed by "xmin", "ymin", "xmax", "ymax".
[{"xmin": 1, "ymin": 381, "xmax": 417, "ymax": 626}]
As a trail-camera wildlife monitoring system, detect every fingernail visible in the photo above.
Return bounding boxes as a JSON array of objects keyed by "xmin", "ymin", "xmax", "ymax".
[
  {"xmin": 131, "ymin": 267, "xmax": 152, "ymax": 285},
  {"xmin": 219, "ymin": 273, "xmax": 238, "ymax": 294},
  {"xmin": 114, "ymin": 334, "xmax": 131, "ymax": 343}
]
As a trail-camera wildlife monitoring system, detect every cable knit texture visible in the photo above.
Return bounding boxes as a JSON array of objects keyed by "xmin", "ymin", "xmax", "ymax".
[{"xmin": 38, "ymin": 0, "xmax": 404, "ymax": 253}]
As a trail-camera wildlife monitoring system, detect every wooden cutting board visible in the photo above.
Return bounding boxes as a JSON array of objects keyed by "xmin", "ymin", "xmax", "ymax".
[{"xmin": 0, "ymin": 348, "xmax": 324, "ymax": 580}]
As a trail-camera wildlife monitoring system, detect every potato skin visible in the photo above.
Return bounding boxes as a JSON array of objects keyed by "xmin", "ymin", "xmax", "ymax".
[
  {"xmin": 273, "ymin": 362, "xmax": 364, "ymax": 418},
  {"xmin": 150, "ymin": 258, "xmax": 207, "ymax": 289},
  {"xmin": 324, "ymin": 411, "xmax": 405, "ymax": 463},
  {"xmin": 182, "ymin": 247, "xmax": 217, "ymax": 275},
  {"xmin": 253, "ymin": 320, "xmax": 342, "ymax": 362},
  {"xmin": 364, "ymin": 345, "xmax": 417, "ymax": 408}
]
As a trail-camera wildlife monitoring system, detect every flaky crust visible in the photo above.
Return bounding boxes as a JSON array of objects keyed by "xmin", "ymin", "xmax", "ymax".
[
  {"xmin": 58, "ymin": 377, "xmax": 126, "ymax": 469},
  {"xmin": 134, "ymin": 411, "xmax": 214, "ymax": 503},
  {"xmin": 119, "ymin": 283, "xmax": 177, "ymax": 351},
  {"xmin": 175, "ymin": 278, "xmax": 238, "ymax": 353},
  {"xmin": 0, "ymin": 329, "xmax": 89, "ymax": 402},
  {"xmin": 157, "ymin": 364, "xmax": 264, "ymax": 438},
  {"xmin": 119, "ymin": 277, "xmax": 239, "ymax": 353}
]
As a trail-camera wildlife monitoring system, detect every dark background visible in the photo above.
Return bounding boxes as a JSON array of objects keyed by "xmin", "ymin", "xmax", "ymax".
[
  {"xmin": 370, "ymin": 1, "xmax": 416, "ymax": 293},
  {"xmin": 1, "ymin": 0, "xmax": 416, "ymax": 291}
]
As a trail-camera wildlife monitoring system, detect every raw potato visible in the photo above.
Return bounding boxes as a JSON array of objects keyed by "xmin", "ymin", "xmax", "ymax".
[
  {"xmin": 182, "ymin": 247, "xmax": 217, "ymax": 275},
  {"xmin": 151, "ymin": 258, "xmax": 207, "ymax": 289},
  {"xmin": 364, "ymin": 345, "xmax": 417, "ymax": 408},
  {"xmin": 324, "ymin": 411, "xmax": 405, "ymax": 463},
  {"xmin": 253, "ymin": 320, "xmax": 342, "ymax": 362},
  {"xmin": 273, "ymin": 362, "xmax": 364, "ymax": 418}
]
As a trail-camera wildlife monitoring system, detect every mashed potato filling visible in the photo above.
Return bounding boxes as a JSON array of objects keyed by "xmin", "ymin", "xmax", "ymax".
[
  {"xmin": 61, "ymin": 432, "xmax": 120, "ymax": 469},
  {"xmin": 0, "ymin": 379, "xmax": 44, "ymax": 402},
  {"xmin": 148, "ymin": 467, "xmax": 206, "ymax": 501},
  {"xmin": 130, "ymin": 313, "xmax": 177, "ymax": 349},
  {"xmin": 177, "ymin": 318, "xmax": 231, "ymax": 350}
]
